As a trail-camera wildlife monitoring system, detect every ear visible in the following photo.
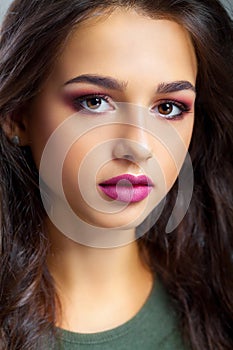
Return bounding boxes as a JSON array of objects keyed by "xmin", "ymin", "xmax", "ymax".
[{"xmin": 2, "ymin": 107, "xmax": 30, "ymax": 146}]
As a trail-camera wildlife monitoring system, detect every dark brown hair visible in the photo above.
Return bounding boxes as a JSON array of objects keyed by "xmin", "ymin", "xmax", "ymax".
[{"xmin": 0, "ymin": 1, "xmax": 233, "ymax": 349}]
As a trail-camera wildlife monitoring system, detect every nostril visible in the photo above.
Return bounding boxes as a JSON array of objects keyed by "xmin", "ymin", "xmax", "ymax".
[
  {"xmin": 123, "ymin": 154, "xmax": 134, "ymax": 161},
  {"xmin": 112, "ymin": 139, "xmax": 152, "ymax": 162}
]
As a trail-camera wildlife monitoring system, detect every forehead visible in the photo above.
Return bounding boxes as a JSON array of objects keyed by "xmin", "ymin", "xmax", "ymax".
[{"xmin": 51, "ymin": 9, "xmax": 197, "ymax": 86}]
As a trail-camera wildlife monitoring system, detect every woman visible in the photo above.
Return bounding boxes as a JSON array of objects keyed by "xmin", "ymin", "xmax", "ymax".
[{"xmin": 0, "ymin": 0, "xmax": 233, "ymax": 349}]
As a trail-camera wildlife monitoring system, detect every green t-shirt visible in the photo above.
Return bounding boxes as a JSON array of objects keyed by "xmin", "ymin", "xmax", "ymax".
[{"xmin": 54, "ymin": 279, "xmax": 187, "ymax": 350}]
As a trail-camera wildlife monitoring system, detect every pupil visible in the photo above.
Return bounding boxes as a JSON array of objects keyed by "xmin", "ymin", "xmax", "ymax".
[
  {"xmin": 159, "ymin": 103, "xmax": 172, "ymax": 115},
  {"xmin": 87, "ymin": 98, "xmax": 101, "ymax": 109}
]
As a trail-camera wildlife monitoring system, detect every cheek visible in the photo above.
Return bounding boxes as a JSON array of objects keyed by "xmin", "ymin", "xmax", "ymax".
[
  {"xmin": 178, "ymin": 117, "xmax": 195, "ymax": 146},
  {"xmin": 153, "ymin": 117, "xmax": 194, "ymax": 189},
  {"xmin": 28, "ymin": 127, "xmax": 54, "ymax": 168},
  {"xmin": 62, "ymin": 142, "xmax": 87, "ymax": 192},
  {"xmin": 150, "ymin": 142, "xmax": 178, "ymax": 193},
  {"xmin": 61, "ymin": 131, "xmax": 110, "ymax": 195},
  {"xmin": 27, "ymin": 95, "xmax": 73, "ymax": 168}
]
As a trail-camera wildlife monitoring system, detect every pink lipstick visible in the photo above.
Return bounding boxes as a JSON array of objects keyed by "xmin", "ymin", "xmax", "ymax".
[{"xmin": 99, "ymin": 174, "xmax": 154, "ymax": 203}]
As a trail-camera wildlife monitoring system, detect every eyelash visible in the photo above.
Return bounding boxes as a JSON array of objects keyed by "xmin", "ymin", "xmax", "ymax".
[
  {"xmin": 72, "ymin": 93, "xmax": 113, "ymax": 114},
  {"xmin": 72, "ymin": 94, "xmax": 191, "ymax": 120},
  {"xmin": 152, "ymin": 99, "xmax": 191, "ymax": 120}
]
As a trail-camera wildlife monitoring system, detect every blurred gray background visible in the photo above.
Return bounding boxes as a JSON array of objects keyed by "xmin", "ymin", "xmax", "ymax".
[{"xmin": 0, "ymin": 0, "xmax": 233, "ymax": 25}]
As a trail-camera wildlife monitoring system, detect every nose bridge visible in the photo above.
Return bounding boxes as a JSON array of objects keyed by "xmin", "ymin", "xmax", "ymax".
[
  {"xmin": 122, "ymin": 102, "xmax": 148, "ymax": 130},
  {"xmin": 113, "ymin": 103, "xmax": 152, "ymax": 162}
]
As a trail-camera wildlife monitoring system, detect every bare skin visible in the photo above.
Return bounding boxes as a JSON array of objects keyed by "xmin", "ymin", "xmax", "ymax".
[
  {"xmin": 47, "ymin": 228, "xmax": 153, "ymax": 332},
  {"xmin": 13, "ymin": 9, "xmax": 197, "ymax": 332}
]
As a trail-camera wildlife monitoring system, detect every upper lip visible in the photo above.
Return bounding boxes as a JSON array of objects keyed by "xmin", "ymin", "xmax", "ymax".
[{"xmin": 99, "ymin": 174, "xmax": 154, "ymax": 186}]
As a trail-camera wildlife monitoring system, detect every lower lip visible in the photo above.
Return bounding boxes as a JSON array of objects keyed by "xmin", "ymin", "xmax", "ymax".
[{"xmin": 99, "ymin": 185, "xmax": 152, "ymax": 203}]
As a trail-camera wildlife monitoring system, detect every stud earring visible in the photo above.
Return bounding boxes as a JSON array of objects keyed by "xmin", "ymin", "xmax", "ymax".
[{"xmin": 11, "ymin": 135, "xmax": 20, "ymax": 146}]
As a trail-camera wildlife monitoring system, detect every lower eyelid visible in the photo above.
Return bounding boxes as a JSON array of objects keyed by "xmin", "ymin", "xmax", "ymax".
[
  {"xmin": 70, "ymin": 95, "xmax": 192, "ymax": 115},
  {"xmin": 150, "ymin": 103, "xmax": 187, "ymax": 114},
  {"xmin": 151, "ymin": 102, "xmax": 192, "ymax": 121},
  {"xmin": 72, "ymin": 95, "xmax": 116, "ymax": 113}
]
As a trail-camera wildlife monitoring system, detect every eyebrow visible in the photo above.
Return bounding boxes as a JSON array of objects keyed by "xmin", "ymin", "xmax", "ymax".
[
  {"xmin": 64, "ymin": 74, "xmax": 196, "ymax": 94},
  {"xmin": 156, "ymin": 81, "xmax": 196, "ymax": 94},
  {"xmin": 64, "ymin": 74, "xmax": 127, "ymax": 91}
]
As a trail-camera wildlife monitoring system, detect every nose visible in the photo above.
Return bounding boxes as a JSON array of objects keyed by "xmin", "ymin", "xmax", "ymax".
[{"xmin": 112, "ymin": 126, "xmax": 152, "ymax": 163}]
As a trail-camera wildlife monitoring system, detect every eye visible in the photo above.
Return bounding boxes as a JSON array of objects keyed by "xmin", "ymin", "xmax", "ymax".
[
  {"xmin": 73, "ymin": 95, "xmax": 115, "ymax": 114},
  {"xmin": 152, "ymin": 101, "xmax": 190, "ymax": 120}
]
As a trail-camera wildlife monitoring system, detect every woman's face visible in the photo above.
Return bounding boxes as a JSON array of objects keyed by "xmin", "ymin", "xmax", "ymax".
[{"xmin": 23, "ymin": 9, "xmax": 197, "ymax": 243}]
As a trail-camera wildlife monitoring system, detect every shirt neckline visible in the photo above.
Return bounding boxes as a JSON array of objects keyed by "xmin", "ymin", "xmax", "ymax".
[{"xmin": 56, "ymin": 277, "xmax": 174, "ymax": 345}]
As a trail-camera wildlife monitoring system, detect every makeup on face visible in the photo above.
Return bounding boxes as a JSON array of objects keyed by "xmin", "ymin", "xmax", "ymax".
[
  {"xmin": 98, "ymin": 174, "xmax": 154, "ymax": 203},
  {"xmin": 62, "ymin": 76, "xmax": 196, "ymax": 121},
  {"xmin": 27, "ymin": 12, "xmax": 197, "ymax": 242}
]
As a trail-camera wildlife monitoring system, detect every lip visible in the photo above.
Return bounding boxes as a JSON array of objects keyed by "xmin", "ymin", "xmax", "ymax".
[{"xmin": 99, "ymin": 174, "xmax": 154, "ymax": 203}]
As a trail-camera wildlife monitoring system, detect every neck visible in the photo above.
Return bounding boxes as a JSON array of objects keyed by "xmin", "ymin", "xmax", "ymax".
[{"xmin": 46, "ymin": 221, "xmax": 154, "ymax": 332}]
